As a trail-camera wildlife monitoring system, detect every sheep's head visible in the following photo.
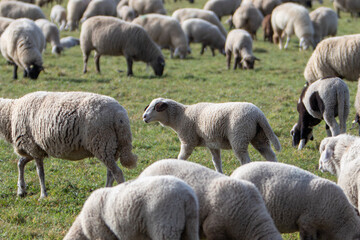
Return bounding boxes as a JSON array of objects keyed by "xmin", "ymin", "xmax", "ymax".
[
  {"xmin": 174, "ymin": 45, "xmax": 188, "ymax": 59},
  {"xmin": 150, "ymin": 56, "xmax": 165, "ymax": 76},
  {"xmin": 25, "ymin": 64, "xmax": 44, "ymax": 80},
  {"xmin": 299, "ymin": 36, "xmax": 315, "ymax": 51},
  {"xmin": 52, "ymin": 45, "xmax": 64, "ymax": 55},
  {"xmin": 290, "ymin": 123, "xmax": 313, "ymax": 150},
  {"xmin": 143, "ymin": 98, "xmax": 169, "ymax": 125},
  {"xmin": 318, "ymin": 137, "xmax": 337, "ymax": 174},
  {"xmin": 241, "ymin": 56, "xmax": 260, "ymax": 69}
]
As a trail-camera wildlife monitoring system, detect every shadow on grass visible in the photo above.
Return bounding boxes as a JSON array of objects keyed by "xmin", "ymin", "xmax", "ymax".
[{"xmin": 254, "ymin": 48, "xmax": 268, "ymax": 53}]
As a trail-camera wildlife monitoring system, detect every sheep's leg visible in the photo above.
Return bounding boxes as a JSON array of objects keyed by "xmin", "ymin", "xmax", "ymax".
[
  {"xmin": 35, "ymin": 158, "xmax": 48, "ymax": 199},
  {"xmin": 325, "ymin": 124, "xmax": 331, "ymax": 136},
  {"xmin": 209, "ymin": 148, "xmax": 222, "ymax": 173},
  {"xmin": 13, "ymin": 64, "xmax": 18, "ymax": 79},
  {"xmin": 126, "ymin": 56, "xmax": 133, "ymax": 76},
  {"xmin": 250, "ymin": 130, "xmax": 277, "ymax": 162},
  {"xmin": 323, "ymin": 114, "xmax": 340, "ymax": 136},
  {"xmin": 232, "ymin": 143, "xmax": 251, "ymax": 165},
  {"xmin": 210, "ymin": 47, "xmax": 215, "ymax": 56},
  {"xmin": 178, "ymin": 144, "xmax": 195, "ymax": 160},
  {"xmin": 200, "ymin": 44, "xmax": 206, "ymax": 55},
  {"xmin": 82, "ymin": 51, "xmax": 90, "ymax": 74},
  {"xmin": 104, "ymin": 160, "xmax": 125, "ymax": 186},
  {"xmin": 17, "ymin": 157, "xmax": 33, "ymax": 197},
  {"xmin": 170, "ymin": 48, "xmax": 174, "ymax": 59},
  {"xmin": 94, "ymin": 52, "xmax": 101, "ymax": 73},
  {"xmin": 284, "ymin": 36, "xmax": 290, "ymax": 49},
  {"xmin": 234, "ymin": 55, "xmax": 240, "ymax": 70},
  {"xmin": 226, "ymin": 51, "xmax": 231, "ymax": 70},
  {"xmin": 106, "ymin": 169, "xmax": 115, "ymax": 187},
  {"xmin": 23, "ymin": 69, "xmax": 28, "ymax": 78}
]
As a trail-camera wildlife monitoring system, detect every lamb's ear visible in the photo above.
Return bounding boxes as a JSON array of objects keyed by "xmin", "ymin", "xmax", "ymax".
[
  {"xmin": 144, "ymin": 104, "xmax": 149, "ymax": 111},
  {"xmin": 155, "ymin": 102, "xmax": 168, "ymax": 112},
  {"xmin": 320, "ymin": 145, "xmax": 333, "ymax": 163}
]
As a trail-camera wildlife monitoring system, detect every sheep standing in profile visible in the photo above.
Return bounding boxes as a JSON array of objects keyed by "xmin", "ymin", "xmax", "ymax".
[
  {"xmin": 80, "ymin": 0, "xmax": 117, "ymax": 22},
  {"xmin": 0, "ymin": 1, "xmax": 46, "ymax": 20},
  {"xmin": 333, "ymin": 0, "xmax": 360, "ymax": 17},
  {"xmin": 203, "ymin": 0, "xmax": 241, "ymax": 20}
]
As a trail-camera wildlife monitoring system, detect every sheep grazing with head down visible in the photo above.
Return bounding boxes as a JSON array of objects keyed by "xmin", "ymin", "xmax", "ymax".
[
  {"xmin": 309, "ymin": 7, "xmax": 338, "ymax": 46},
  {"xmin": 64, "ymin": 176, "xmax": 199, "ymax": 240},
  {"xmin": 117, "ymin": 5, "xmax": 136, "ymax": 21},
  {"xmin": 80, "ymin": 0, "xmax": 117, "ymax": 23},
  {"xmin": 65, "ymin": 0, "xmax": 91, "ymax": 31},
  {"xmin": 333, "ymin": 0, "xmax": 360, "ymax": 17},
  {"xmin": 50, "ymin": 5, "xmax": 66, "ymax": 31},
  {"xmin": 35, "ymin": 19, "xmax": 64, "ymax": 55},
  {"xmin": 80, "ymin": 16, "xmax": 165, "ymax": 77},
  {"xmin": 0, "ymin": 1, "xmax": 46, "ymax": 20},
  {"xmin": 251, "ymin": 0, "xmax": 281, "ymax": 16},
  {"xmin": 203, "ymin": 0, "xmax": 241, "ymax": 20},
  {"xmin": 143, "ymin": 98, "xmax": 280, "ymax": 173},
  {"xmin": 0, "ymin": 91, "xmax": 137, "ymax": 199}
]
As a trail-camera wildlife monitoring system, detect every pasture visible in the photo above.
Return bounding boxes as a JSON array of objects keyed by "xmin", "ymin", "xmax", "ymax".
[{"xmin": 0, "ymin": 0, "xmax": 359, "ymax": 239}]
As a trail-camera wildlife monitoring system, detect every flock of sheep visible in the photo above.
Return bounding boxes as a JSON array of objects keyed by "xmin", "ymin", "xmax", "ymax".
[{"xmin": 1, "ymin": 0, "xmax": 360, "ymax": 238}]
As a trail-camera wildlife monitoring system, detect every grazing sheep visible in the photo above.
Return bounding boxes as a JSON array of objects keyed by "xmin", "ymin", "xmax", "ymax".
[
  {"xmin": 0, "ymin": 91, "xmax": 137, "ymax": 198},
  {"xmin": 60, "ymin": 36, "xmax": 80, "ymax": 49},
  {"xmin": 232, "ymin": 1, "xmax": 264, "ymax": 40},
  {"xmin": 291, "ymin": 77, "xmax": 349, "ymax": 150},
  {"xmin": 181, "ymin": 18, "xmax": 225, "ymax": 56},
  {"xmin": 271, "ymin": 2, "xmax": 314, "ymax": 50},
  {"xmin": 50, "ymin": 5, "xmax": 67, "ymax": 31},
  {"xmin": 142, "ymin": 98, "xmax": 280, "ymax": 172},
  {"xmin": 65, "ymin": 0, "xmax": 91, "ymax": 31},
  {"xmin": 139, "ymin": 159, "xmax": 283, "ymax": 240},
  {"xmin": 333, "ymin": 0, "xmax": 360, "ymax": 17},
  {"xmin": 251, "ymin": 0, "xmax": 281, "ymax": 16},
  {"xmin": 117, "ymin": 5, "xmax": 136, "ymax": 21},
  {"xmin": 81, "ymin": 0, "xmax": 117, "ymax": 23},
  {"xmin": 0, "ymin": 1, "xmax": 46, "ymax": 20},
  {"xmin": 0, "ymin": 18, "xmax": 45, "ymax": 80},
  {"xmin": 129, "ymin": 0, "xmax": 166, "ymax": 15},
  {"xmin": 309, "ymin": 7, "xmax": 337, "ymax": 46},
  {"xmin": 172, "ymin": 8, "xmax": 227, "ymax": 37},
  {"xmin": 262, "ymin": 14, "xmax": 273, "ymax": 42},
  {"xmin": 132, "ymin": 14, "xmax": 189, "ymax": 59},
  {"xmin": 35, "ymin": 19, "xmax": 63, "ymax": 55},
  {"xmin": 0, "ymin": 17, "xmax": 13, "ymax": 36},
  {"xmin": 81, "ymin": 16, "xmax": 165, "ymax": 76},
  {"xmin": 225, "ymin": 29, "xmax": 260, "ymax": 70},
  {"xmin": 231, "ymin": 161, "xmax": 360, "ymax": 239},
  {"xmin": 304, "ymin": 34, "xmax": 360, "ymax": 83},
  {"xmin": 64, "ymin": 176, "xmax": 199, "ymax": 240},
  {"xmin": 203, "ymin": 0, "xmax": 241, "ymax": 20}
]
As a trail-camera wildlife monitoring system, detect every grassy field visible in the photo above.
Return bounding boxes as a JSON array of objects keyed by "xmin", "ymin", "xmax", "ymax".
[{"xmin": 0, "ymin": 0, "xmax": 359, "ymax": 239}]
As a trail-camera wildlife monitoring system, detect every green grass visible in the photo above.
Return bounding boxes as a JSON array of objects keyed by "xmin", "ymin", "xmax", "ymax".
[{"xmin": 0, "ymin": 0, "xmax": 359, "ymax": 239}]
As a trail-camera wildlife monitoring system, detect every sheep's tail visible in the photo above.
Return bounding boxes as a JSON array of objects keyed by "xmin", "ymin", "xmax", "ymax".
[
  {"xmin": 337, "ymin": 83, "xmax": 350, "ymax": 134},
  {"xmin": 258, "ymin": 114, "xmax": 281, "ymax": 152}
]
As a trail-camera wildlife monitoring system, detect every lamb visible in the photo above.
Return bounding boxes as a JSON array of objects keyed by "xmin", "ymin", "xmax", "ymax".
[
  {"xmin": 142, "ymin": 98, "xmax": 281, "ymax": 173},
  {"xmin": 291, "ymin": 77, "xmax": 349, "ymax": 150},
  {"xmin": 271, "ymin": 2, "xmax": 315, "ymax": 50},
  {"xmin": 80, "ymin": 16, "xmax": 165, "ymax": 76},
  {"xmin": 251, "ymin": 0, "xmax": 281, "ymax": 16},
  {"xmin": 172, "ymin": 8, "xmax": 227, "ymax": 37},
  {"xmin": 139, "ymin": 159, "xmax": 283, "ymax": 240},
  {"xmin": 181, "ymin": 18, "xmax": 225, "ymax": 56},
  {"xmin": 0, "ymin": 17, "xmax": 13, "ymax": 36},
  {"xmin": 0, "ymin": 1, "xmax": 46, "ymax": 20},
  {"xmin": 203, "ymin": 0, "xmax": 241, "ymax": 20},
  {"xmin": 60, "ymin": 36, "xmax": 80, "ymax": 49},
  {"xmin": 64, "ymin": 176, "xmax": 199, "ymax": 240},
  {"xmin": 0, "ymin": 18, "xmax": 45, "ymax": 80},
  {"xmin": 225, "ymin": 29, "xmax": 260, "ymax": 70},
  {"xmin": 128, "ymin": 0, "xmax": 166, "ymax": 15},
  {"xmin": 309, "ymin": 7, "xmax": 337, "ymax": 46},
  {"xmin": 35, "ymin": 19, "xmax": 63, "ymax": 55},
  {"xmin": 0, "ymin": 91, "xmax": 137, "ymax": 199},
  {"xmin": 230, "ymin": 161, "xmax": 360, "ymax": 239},
  {"xmin": 117, "ymin": 5, "xmax": 135, "ymax": 21},
  {"xmin": 65, "ymin": 0, "xmax": 91, "ymax": 31},
  {"xmin": 231, "ymin": 1, "xmax": 264, "ymax": 40},
  {"xmin": 80, "ymin": 0, "xmax": 117, "ymax": 23},
  {"xmin": 304, "ymin": 34, "xmax": 360, "ymax": 83},
  {"xmin": 50, "ymin": 5, "xmax": 67, "ymax": 31},
  {"xmin": 262, "ymin": 14, "xmax": 273, "ymax": 42},
  {"xmin": 132, "ymin": 14, "xmax": 189, "ymax": 59},
  {"xmin": 333, "ymin": 0, "xmax": 360, "ymax": 17}
]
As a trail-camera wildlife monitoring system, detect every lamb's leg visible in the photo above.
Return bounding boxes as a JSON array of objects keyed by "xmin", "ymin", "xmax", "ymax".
[
  {"xmin": 200, "ymin": 44, "xmax": 206, "ymax": 55},
  {"xmin": 103, "ymin": 159, "xmax": 125, "ymax": 186},
  {"xmin": 226, "ymin": 51, "xmax": 231, "ymax": 69},
  {"xmin": 325, "ymin": 124, "xmax": 331, "ymax": 136},
  {"xmin": 210, "ymin": 47, "xmax": 215, "ymax": 56},
  {"xmin": 23, "ymin": 69, "xmax": 28, "ymax": 78},
  {"xmin": 232, "ymin": 142, "xmax": 251, "ymax": 165},
  {"xmin": 284, "ymin": 36, "xmax": 290, "ymax": 49},
  {"xmin": 13, "ymin": 64, "xmax": 18, "ymax": 79},
  {"xmin": 298, "ymin": 217, "xmax": 317, "ymax": 240},
  {"xmin": 94, "ymin": 52, "xmax": 101, "ymax": 73},
  {"xmin": 17, "ymin": 157, "xmax": 33, "ymax": 197},
  {"xmin": 234, "ymin": 55, "xmax": 240, "ymax": 70},
  {"xmin": 250, "ymin": 130, "xmax": 277, "ymax": 162},
  {"xmin": 126, "ymin": 56, "xmax": 133, "ymax": 76},
  {"xmin": 323, "ymin": 114, "xmax": 340, "ymax": 136},
  {"xmin": 178, "ymin": 144, "xmax": 195, "ymax": 160},
  {"xmin": 209, "ymin": 148, "xmax": 222, "ymax": 173},
  {"xmin": 35, "ymin": 158, "xmax": 48, "ymax": 199},
  {"xmin": 83, "ymin": 51, "xmax": 90, "ymax": 73}
]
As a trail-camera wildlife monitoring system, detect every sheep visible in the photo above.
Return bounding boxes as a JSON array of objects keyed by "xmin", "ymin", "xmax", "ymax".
[
  {"xmin": 0, "ymin": 1, "xmax": 46, "ymax": 20},
  {"xmin": 65, "ymin": 0, "xmax": 91, "ymax": 31},
  {"xmin": 80, "ymin": 0, "xmax": 117, "ymax": 23},
  {"xmin": 0, "ymin": 18, "xmax": 45, "ymax": 80},
  {"xmin": 290, "ymin": 77, "xmax": 350, "ymax": 150},
  {"xmin": 0, "ymin": 17, "xmax": 13, "ymax": 36},
  {"xmin": 117, "ymin": 0, "xmax": 129, "ymax": 8},
  {"xmin": 355, "ymin": 82, "xmax": 360, "ymax": 133},
  {"xmin": 262, "ymin": 14, "xmax": 273, "ymax": 42},
  {"xmin": 309, "ymin": 7, "xmax": 337, "ymax": 46},
  {"xmin": 225, "ymin": 29, "xmax": 260, "ymax": 70},
  {"xmin": 60, "ymin": 36, "xmax": 80, "ymax": 49},
  {"xmin": 172, "ymin": 8, "xmax": 227, "ymax": 37},
  {"xmin": 64, "ymin": 176, "xmax": 199, "ymax": 240},
  {"xmin": 139, "ymin": 159, "xmax": 283, "ymax": 240},
  {"xmin": 117, "ymin": 5, "xmax": 136, "ymax": 22},
  {"xmin": 333, "ymin": 0, "xmax": 360, "ymax": 17},
  {"xmin": 181, "ymin": 18, "xmax": 225, "ymax": 57},
  {"xmin": 230, "ymin": 161, "xmax": 360, "ymax": 240},
  {"xmin": 251, "ymin": 0, "xmax": 281, "ymax": 16},
  {"xmin": 0, "ymin": 91, "xmax": 137, "ymax": 199},
  {"xmin": 128, "ymin": 0, "xmax": 166, "ymax": 15},
  {"xmin": 142, "ymin": 98, "xmax": 281, "ymax": 173},
  {"xmin": 132, "ymin": 14, "xmax": 189, "ymax": 59},
  {"xmin": 35, "ymin": 19, "xmax": 63, "ymax": 55},
  {"xmin": 304, "ymin": 34, "xmax": 360, "ymax": 84},
  {"xmin": 231, "ymin": 1, "xmax": 264, "ymax": 40},
  {"xmin": 50, "ymin": 5, "xmax": 66, "ymax": 31},
  {"xmin": 271, "ymin": 2, "xmax": 315, "ymax": 50},
  {"xmin": 203, "ymin": 0, "xmax": 241, "ymax": 20},
  {"xmin": 81, "ymin": 16, "xmax": 165, "ymax": 77}
]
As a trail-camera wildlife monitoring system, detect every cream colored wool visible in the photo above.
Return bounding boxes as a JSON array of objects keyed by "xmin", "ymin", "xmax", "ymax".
[
  {"xmin": 35, "ymin": 19, "xmax": 63, "ymax": 55},
  {"xmin": 65, "ymin": 0, "xmax": 90, "ymax": 31},
  {"xmin": 0, "ymin": 1, "xmax": 45, "ymax": 20},
  {"xmin": 50, "ymin": 5, "xmax": 66, "ymax": 31},
  {"xmin": 203, "ymin": 0, "xmax": 241, "ymax": 20},
  {"xmin": 309, "ymin": 7, "xmax": 337, "ymax": 46},
  {"xmin": 81, "ymin": 0, "xmax": 117, "ymax": 22},
  {"xmin": 129, "ymin": 0, "xmax": 166, "ymax": 15},
  {"xmin": 0, "ymin": 16, "xmax": 13, "ymax": 36},
  {"xmin": 117, "ymin": 5, "xmax": 135, "ymax": 21}
]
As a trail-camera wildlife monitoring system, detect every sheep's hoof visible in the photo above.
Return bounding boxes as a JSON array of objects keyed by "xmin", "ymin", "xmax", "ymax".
[{"xmin": 17, "ymin": 190, "xmax": 27, "ymax": 197}]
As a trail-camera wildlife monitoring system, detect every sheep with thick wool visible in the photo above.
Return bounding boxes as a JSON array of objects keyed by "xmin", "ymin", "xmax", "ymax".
[
  {"xmin": 50, "ymin": 5, "xmax": 66, "ymax": 31},
  {"xmin": 80, "ymin": 16, "xmax": 165, "ymax": 76},
  {"xmin": 0, "ymin": 91, "xmax": 137, "ymax": 199},
  {"xmin": 129, "ymin": 0, "xmax": 166, "ymax": 15},
  {"xmin": 309, "ymin": 7, "xmax": 337, "ymax": 46},
  {"xmin": 117, "ymin": 5, "xmax": 135, "ymax": 21},
  {"xmin": 139, "ymin": 159, "xmax": 283, "ymax": 240},
  {"xmin": 231, "ymin": 161, "xmax": 360, "ymax": 240},
  {"xmin": 64, "ymin": 176, "xmax": 199, "ymax": 240},
  {"xmin": 81, "ymin": 0, "xmax": 117, "ymax": 22},
  {"xmin": 143, "ymin": 98, "xmax": 280, "ymax": 173},
  {"xmin": 35, "ymin": 19, "xmax": 63, "ymax": 55},
  {"xmin": 0, "ymin": 1, "xmax": 45, "ymax": 20},
  {"xmin": 203, "ymin": 0, "xmax": 241, "ymax": 20},
  {"xmin": 65, "ymin": 0, "xmax": 90, "ymax": 31},
  {"xmin": 0, "ymin": 16, "xmax": 13, "ymax": 36}
]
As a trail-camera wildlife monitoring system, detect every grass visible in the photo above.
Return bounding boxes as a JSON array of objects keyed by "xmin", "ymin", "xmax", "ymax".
[{"xmin": 0, "ymin": 0, "xmax": 359, "ymax": 239}]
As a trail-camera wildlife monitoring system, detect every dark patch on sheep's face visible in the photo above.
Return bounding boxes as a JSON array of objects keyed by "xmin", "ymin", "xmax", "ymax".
[
  {"xmin": 151, "ymin": 56, "xmax": 165, "ymax": 77},
  {"xmin": 25, "ymin": 64, "xmax": 44, "ymax": 80},
  {"xmin": 241, "ymin": 56, "xmax": 260, "ymax": 70}
]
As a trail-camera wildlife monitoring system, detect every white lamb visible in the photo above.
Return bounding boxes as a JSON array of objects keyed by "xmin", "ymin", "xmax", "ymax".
[
  {"xmin": 0, "ymin": 91, "xmax": 138, "ymax": 198},
  {"xmin": 35, "ymin": 19, "xmax": 63, "ymax": 55},
  {"xmin": 309, "ymin": 7, "xmax": 337, "ymax": 46},
  {"xmin": 203, "ymin": 0, "xmax": 242, "ymax": 20},
  {"xmin": 0, "ymin": 1, "xmax": 46, "ymax": 20},
  {"xmin": 143, "ymin": 98, "xmax": 281, "ymax": 173},
  {"xmin": 231, "ymin": 161, "xmax": 360, "ymax": 239},
  {"xmin": 50, "ymin": 5, "xmax": 66, "ymax": 31},
  {"xmin": 129, "ymin": 0, "xmax": 166, "ymax": 15},
  {"xmin": 64, "ymin": 176, "xmax": 199, "ymax": 240},
  {"xmin": 65, "ymin": 0, "xmax": 91, "ymax": 31},
  {"xmin": 139, "ymin": 159, "xmax": 283, "ymax": 240},
  {"xmin": 80, "ymin": 0, "xmax": 117, "ymax": 22}
]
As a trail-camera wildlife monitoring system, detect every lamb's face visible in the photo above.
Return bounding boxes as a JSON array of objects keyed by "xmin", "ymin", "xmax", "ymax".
[
  {"xmin": 241, "ymin": 56, "xmax": 260, "ymax": 70},
  {"xmin": 143, "ymin": 98, "xmax": 168, "ymax": 124},
  {"xmin": 290, "ymin": 123, "xmax": 313, "ymax": 150},
  {"xmin": 150, "ymin": 56, "xmax": 165, "ymax": 76},
  {"xmin": 25, "ymin": 64, "xmax": 44, "ymax": 80}
]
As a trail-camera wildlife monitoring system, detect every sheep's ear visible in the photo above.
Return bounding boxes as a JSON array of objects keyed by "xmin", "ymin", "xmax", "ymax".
[
  {"xmin": 155, "ymin": 102, "xmax": 168, "ymax": 112},
  {"xmin": 144, "ymin": 104, "xmax": 149, "ymax": 111},
  {"xmin": 254, "ymin": 56, "xmax": 260, "ymax": 61},
  {"xmin": 320, "ymin": 146, "xmax": 333, "ymax": 163}
]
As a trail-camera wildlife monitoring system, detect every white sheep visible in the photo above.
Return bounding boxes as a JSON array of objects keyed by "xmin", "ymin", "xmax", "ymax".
[
  {"xmin": 333, "ymin": 0, "xmax": 360, "ymax": 17},
  {"xmin": 0, "ymin": 1, "xmax": 46, "ymax": 20},
  {"xmin": 231, "ymin": 161, "xmax": 360, "ymax": 239},
  {"xmin": 64, "ymin": 176, "xmax": 199, "ymax": 240},
  {"xmin": 0, "ymin": 91, "xmax": 137, "ymax": 199},
  {"xmin": 203, "ymin": 0, "xmax": 241, "ymax": 20},
  {"xmin": 50, "ymin": 5, "xmax": 67, "ymax": 31},
  {"xmin": 304, "ymin": 34, "xmax": 360, "ymax": 84},
  {"xmin": 80, "ymin": 0, "xmax": 117, "ymax": 23},
  {"xmin": 309, "ymin": 7, "xmax": 337, "ymax": 46},
  {"xmin": 172, "ymin": 8, "xmax": 227, "ymax": 37},
  {"xmin": 139, "ymin": 159, "xmax": 283, "ymax": 240},
  {"xmin": 181, "ymin": 18, "xmax": 225, "ymax": 56},
  {"xmin": 0, "ymin": 16, "xmax": 13, "ymax": 36},
  {"xmin": 65, "ymin": 0, "xmax": 91, "ymax": 31},
  {"xmin": 143, "ymin": 98, "xmax": 281, "ymax": 173},
  {"xmin": 81, "ymin": 16, "xmax": 165, "ymax": 77},
  {"xmin": 291, "ymin": 77, "xmax": 350, "ymax": 150},
  {"xmin": 60, "ymin": 36, "xmax": 80, "ymax": 49},
  {"xmin": 251, "ymin": 0, "xmax": 281, "ymax": 16},
  {"xmin": 129, "ymin": 0, "xmax": 166, "ymax": 15},
  {"xmin": 35, "ymin": 19, "xmax": 63, "ymax": 55},
  {"xmin": 132, "ymin": 14, "xmax": 189, "ymax": 59},
  {"xmin": 225, "ymin": 29, "xmax": 260, "ymax": 70},
  {"xmin": 271, "ymin": 2, "xmax": 314, "ymax": 50},
  {"xmin": 0, "ymin": 18, "xmax": 45, "ymax": 80},
  {"xmin": 117, "ymin": 5, "xmax": 136, "ymax": 22}
]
